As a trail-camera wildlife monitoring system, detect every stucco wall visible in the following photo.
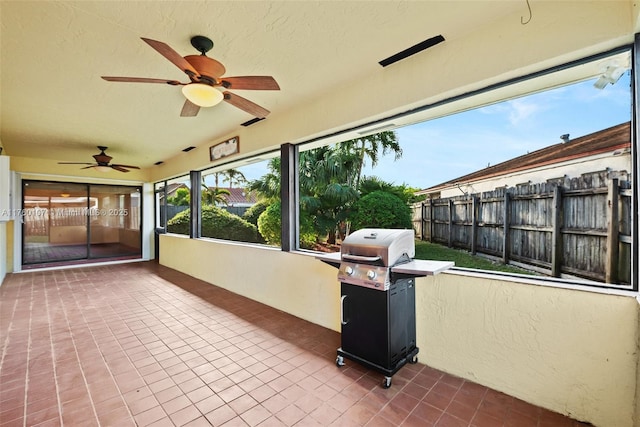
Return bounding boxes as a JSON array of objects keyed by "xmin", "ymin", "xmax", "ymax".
[
  {"xmin": 160, "ymin": 234, "xmax": 638, "ymax": 427},
  {"xmin": 159, "ymin": 235, "xmax": 341, "ymax": 330},
  {"xmin": 416, "ymin": 272, "xmax": 638, "ymax": 427}
]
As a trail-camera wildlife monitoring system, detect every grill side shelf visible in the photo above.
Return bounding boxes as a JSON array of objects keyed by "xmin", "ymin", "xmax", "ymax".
[
  {"xmin": 390, "ymin": 260, "xmax": 454, "ymax": 277},
  {"xmin": 315, "ymin": 252, "xmax": 341, "ymax": 268}
]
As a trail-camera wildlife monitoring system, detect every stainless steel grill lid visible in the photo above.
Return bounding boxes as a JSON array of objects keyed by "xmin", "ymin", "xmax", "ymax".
[
  {"xmin": 341, "ymin": 228, "xmax": 415, "ymax": 267},
  {"xmin": 338, "ymin": 229, "xmax": 415, "ymax": 290}
]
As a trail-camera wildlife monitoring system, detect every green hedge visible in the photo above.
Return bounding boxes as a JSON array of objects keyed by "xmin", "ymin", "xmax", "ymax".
[
  {"xmin": 242, "ymin": 200, "xmax": 269, "ymax": 226},
  {"xmin": 167, "ymin": 205, "xmax": 262, "ymax": 243}
]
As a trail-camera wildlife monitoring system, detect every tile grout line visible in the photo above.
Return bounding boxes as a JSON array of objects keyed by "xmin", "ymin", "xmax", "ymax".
[
  {"xmin": 22, "ymin": 277, "xmax": 35, "ymax": 427},
  {"xmin": 59, "ymin": 278, "xmax": 102, "ymax": 426},
  {"xmin": 0, "ymin": 282, "xmax": 21, "ymax": 375},
  {"xmin": 46, "ymin": 276, "xmax": 65, "ymax": 427},
  {"xmin": 80, "ymin": 277, "xmax": 141, "ymax": 426},
  {"xmin": 465, "ymin": 382, "xmax": 489, "ymax": 426},
  {"xmin": 103, "ymin": 276, "xmax": 185, "ymax": 424},
  {"xmin": 98, "ymin": 279, "xmax": 161, "ymax": 425}
]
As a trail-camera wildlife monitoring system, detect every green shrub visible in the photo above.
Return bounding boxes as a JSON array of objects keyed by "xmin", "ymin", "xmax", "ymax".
[
  {"xmin": 242, "ymin": 200, "xmax": 269, "ymax": 226},
  {"xmin": 257, "ymin": 201, "xmax": 318, "ymax": 247},
  {"xmin": 257, "ymin": 202, "xmax": 281, "ymax": 245},
  {"xmin": 167, "ymin": 205, "xmax": 261, "ymax": 243},
  {"xmin": 299, "ymin": 211, "xmax": 319, "ymax": 249},
  {"xmin": 350, "ymin": 190, "xmax": 412, "ymax": 230}
]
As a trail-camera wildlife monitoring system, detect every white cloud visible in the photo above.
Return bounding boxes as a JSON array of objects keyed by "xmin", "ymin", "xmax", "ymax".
[{"xmin": 505, "ymin": 98, "xmax": 543, "ymax": 126}]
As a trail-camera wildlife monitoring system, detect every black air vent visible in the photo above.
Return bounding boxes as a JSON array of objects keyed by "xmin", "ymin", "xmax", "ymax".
[
  {"xmin": 154, "ymin": 161, "xmax": 164, "ymax": 165},
  {"xmin": 379, "ymin": 35, "xmax": 445, "ymax": 67},
  {"xmin": 241, "ymin": 117, "xmax": 265, "ymax": 127},
  {"xmin": 182, "ymin": 146, "xmax": 196, "ymax": 152}
]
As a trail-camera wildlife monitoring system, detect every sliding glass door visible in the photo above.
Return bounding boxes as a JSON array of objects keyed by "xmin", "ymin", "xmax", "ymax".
[{"xmin": 22, "ymin": 180, "xmax": 141, "ymax": 267}]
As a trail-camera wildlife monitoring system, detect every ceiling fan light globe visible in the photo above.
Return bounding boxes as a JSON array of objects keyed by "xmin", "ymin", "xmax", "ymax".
[
  {"xmin": 95, "ymin": 166, "xmax": 112, "ymax": 172},
  {"xmin": 182, "ymin": 83, "xmax": 223, "ymax": 107}
]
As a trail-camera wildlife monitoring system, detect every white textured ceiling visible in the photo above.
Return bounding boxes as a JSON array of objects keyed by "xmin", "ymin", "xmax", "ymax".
[{"xmin": 1, "ymin": 1, "xmax": 528, "ymax": 171}]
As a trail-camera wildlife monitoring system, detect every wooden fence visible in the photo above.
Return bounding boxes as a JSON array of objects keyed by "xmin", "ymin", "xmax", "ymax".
[{"xmin": 412, "ymin": 171, "xmax": 632, "ymax": 286}]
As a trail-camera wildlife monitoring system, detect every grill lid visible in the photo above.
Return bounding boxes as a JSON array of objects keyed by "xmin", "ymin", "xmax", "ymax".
[{"xmin": 341, "ymin": 228, "xmax": 415, "ymax": 267}]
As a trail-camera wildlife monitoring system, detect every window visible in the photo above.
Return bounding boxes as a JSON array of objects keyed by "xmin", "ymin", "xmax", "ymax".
[
  {"xmin": 200, "ymin": 154, "xmax": 280, "ymax": 246},
  {"xmin": 161, "ymin": 175, "xmax": 191, "ymax": 236},
  {"xmin": 155, "ymin": 154, "xmax": 280, "ymax": 245},
  {"xmin": 296, "ymin": 48, "xmax": 633, "ymax": 289}
]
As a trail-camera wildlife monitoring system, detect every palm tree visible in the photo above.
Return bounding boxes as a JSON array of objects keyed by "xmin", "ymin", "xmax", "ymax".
[
  {"xmin": 341, "ymin": 130, "xmax": 401, "ymax": 190},
  {"xmin": 248, "ymin": 132, "xmax": 402, "ymax": 244},
  {"xmin": 201, "ymin": 177, "xmax": 231, "ymax": 206},
  {"xmin": 247, "ymin": 158, "xmax": 281, "ymax": 201},
  {"xmin": 223, "ymin": 169, "xmax": 247, "ymax": 188},
  {"xmin": 299, "ymin": 147, "xmax": 359, "ymax": 244},
  {"xmin": 209, "ymin": 172, "xmax": 224, "ymax": 189}
]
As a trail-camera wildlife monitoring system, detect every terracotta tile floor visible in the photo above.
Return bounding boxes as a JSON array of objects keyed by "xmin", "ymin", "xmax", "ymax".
[{"xmin": 0, "ymin": 262, "xmax": 591, "ymax": 427}]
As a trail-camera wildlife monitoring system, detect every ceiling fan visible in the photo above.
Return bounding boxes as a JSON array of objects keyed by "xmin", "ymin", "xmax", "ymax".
[
  {"xmin": 102, "ymin": 36, "xmax": 280, "ymax": 118},
  {"xmin": 58, "ymin": 146, "xmax": 140, "ymax": 173}
]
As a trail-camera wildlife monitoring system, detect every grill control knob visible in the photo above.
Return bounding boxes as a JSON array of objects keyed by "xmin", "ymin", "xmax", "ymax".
[
  {"xmin": 345, "ymin": 266, "xmax": 354, "ymax": 276},
  {"xmin": 367, "ymin": 270, "xmax": 376, "ymax": 280}
]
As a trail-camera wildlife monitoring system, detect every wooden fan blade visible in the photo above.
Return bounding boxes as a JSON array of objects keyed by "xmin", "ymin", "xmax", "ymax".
[
  {"xmin": 223, "ymin": 91, "xmax": 270, "ymax": 118},
  {"xmin": 111, "ymin": 164, "xmax": 140, "ymax": 170},
  {"xmin": 81, "ymin": 165, "xmax": 97, "ymax": 170},
  {"xmin": 141, "ymin": 38, "xmax": 200, "ymax": 78},
  {"xmin": 111, "ymin": 166, "xmax": 131, "ymax": 173},
  {"xmin": 180, "ymin": 100, "xmax": 200, "ymax": 117},
  {"xmin": 221, "ymin": 76, "xmax": 280, "ymax": 90},
  {"xmin": 102, "ymin": 76, "xmax": 182, "ymax": 85}
]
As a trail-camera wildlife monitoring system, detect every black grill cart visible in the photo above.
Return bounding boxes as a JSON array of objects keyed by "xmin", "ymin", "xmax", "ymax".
[{"xmin": 316, "ymin": 229, "xmax": 453, "ymax": 388}]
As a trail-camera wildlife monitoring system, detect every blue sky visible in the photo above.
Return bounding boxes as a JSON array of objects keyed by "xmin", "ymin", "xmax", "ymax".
[
  {"xmin": 212, "ymin": 71, "xmax": 631, "ymax": 190},
  {"xmin": 361, "ymin": 73, "xmax": 631, "ymax": 189}
]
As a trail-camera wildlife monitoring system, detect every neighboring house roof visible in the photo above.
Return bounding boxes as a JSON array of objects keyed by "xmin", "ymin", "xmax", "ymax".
[
  {"xmin": 420, "ymin": 121, "xmax": 630, "ymax": 193},
  {"xmin": 209, "ymin": 187, "xmax": 257, "ymax": 205},
  {"xmin": 164, "ymin": 183, "xmax": 188, "ymax": 198}
]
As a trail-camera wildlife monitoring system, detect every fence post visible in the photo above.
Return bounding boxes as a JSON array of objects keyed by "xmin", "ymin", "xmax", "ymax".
[
  {"xmin": 471, "ymin": 196, "xmax": 478, "ymax": 255},
  {"xmin": 502, "ymin": 191, "xmax": 510, "ymax": 264},
  {"xmin": 605, "ymin": 179, "xmax": 619, "ymax": 283},
  {"xmin": 429, "ymin": 200, "xmax": 434, "ymax": 243},
  {"xmin": 551, "ymin": 186, "xmax": 563, "ymax": 277},
  {"xmin": 448, "ymin": 199, "xmax": 454, "ymax": 248},
  {"xmin": 420, "ymin": 202, "xmax": 425, "ymax": 241}
]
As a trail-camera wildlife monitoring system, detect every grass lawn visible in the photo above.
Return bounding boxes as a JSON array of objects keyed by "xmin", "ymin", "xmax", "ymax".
[{"xmin": 414, "ymin": 240, "xmax": 536, "ymax": 275}]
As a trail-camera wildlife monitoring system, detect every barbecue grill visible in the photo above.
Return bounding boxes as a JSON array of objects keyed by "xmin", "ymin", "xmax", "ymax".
[
  {"xmin": 336, "ymin": 228, "xmax": 417, "ymax": 388},
  {"xmin": 316, "ymin": 228, "xmax": 454, "ymax": 388}
]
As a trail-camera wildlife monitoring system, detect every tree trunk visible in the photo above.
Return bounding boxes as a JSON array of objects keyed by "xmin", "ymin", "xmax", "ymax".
[
  {"xmin": 327, "ymin": 229, "xmax": 337, "ymax": 245},
  {"xmin": 355, "ymin": 143, "xmax": 365, "ymax": 190}
]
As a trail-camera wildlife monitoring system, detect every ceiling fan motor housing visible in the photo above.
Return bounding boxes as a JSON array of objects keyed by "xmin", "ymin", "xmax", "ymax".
[
  {"xmin": 94, "ymin": 153, "xmax": 113, "ymax": 165},
  {"xmin": 184, "ymin": 55, "xmax": 226, "ymax": 81},
  {"xmin": 94, "ymin": 146, "xmax": 112, "ymax": 164}
]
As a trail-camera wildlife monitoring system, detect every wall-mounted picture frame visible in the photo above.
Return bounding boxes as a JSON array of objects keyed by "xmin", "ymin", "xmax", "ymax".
[{"xmin": 210, "ymin": 136, "xmax": 239, "ymax": 161}]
